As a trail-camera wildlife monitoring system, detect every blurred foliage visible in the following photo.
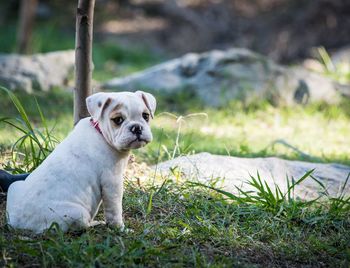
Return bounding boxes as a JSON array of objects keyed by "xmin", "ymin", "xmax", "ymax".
[
  {"xmin": 2, "ymin": 0, "xmax": 350, "ymax": 62},
  {"xmin": 0, "ymin": 20, "xmax": 162, "ymax": 81},
  {"xmin": 317, "ymin": 47, "xmax": 350, "ymax": 84}
]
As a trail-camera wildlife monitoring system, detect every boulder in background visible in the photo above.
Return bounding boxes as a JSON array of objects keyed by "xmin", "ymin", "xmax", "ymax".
[
  {"xmin": 103, "ymin": 48, "xmax": 349, "ymax": 106},
  {"xmin": 0, "ymin": 50, "xmax": 75, "ymax": 92}
]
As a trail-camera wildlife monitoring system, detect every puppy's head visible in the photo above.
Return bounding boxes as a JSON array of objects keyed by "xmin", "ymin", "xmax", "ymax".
[{"xmin": 86, "ymin": 91, "xmax": 156, "ymax": 151}]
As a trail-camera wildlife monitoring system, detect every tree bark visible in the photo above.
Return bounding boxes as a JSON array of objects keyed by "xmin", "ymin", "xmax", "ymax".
[
  {"xmin": 16, "ymin": 0, "xmax": 38, "ymax": 54},
  {"xmin": 74, "ymin": 0, "xmax": 95, "ymax": 125}
]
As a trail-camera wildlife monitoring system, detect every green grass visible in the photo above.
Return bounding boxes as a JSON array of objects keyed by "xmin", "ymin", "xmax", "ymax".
[
  {"xmin": 0, "ymin": 87, "xmax": 60, "ymax": 173},
  {"xmin": 1, "ymin": 90, "xmax": 350, "ymax": 167},
  {"xmin": 0, "ymin": 19, "xmax": 350, "ymax": 267},
  {"xmin": 0, "ymin": 88, "xmax": 350, "ymax": 266},
  {"xmin": 1, "ymin": 176, "xmax": 349, "ymax": 267},
  {"xmin": 143, "ymin": 94, "xmax": 350, "ymax": 165}
]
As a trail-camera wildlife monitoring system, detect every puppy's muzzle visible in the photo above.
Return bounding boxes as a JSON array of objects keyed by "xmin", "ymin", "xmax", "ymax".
[{"xmin": 129, "ymin": 124, "xmax": 143, "ymax": 137}]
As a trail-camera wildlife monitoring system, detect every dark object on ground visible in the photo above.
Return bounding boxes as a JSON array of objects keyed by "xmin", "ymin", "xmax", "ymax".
[{"xmin": 0, "ymin": 170, "xmax": 29, "ymax": 192}]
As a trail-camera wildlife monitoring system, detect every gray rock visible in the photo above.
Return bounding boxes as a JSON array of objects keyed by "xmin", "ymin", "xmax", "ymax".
[
  {"xmin": 0, "ymin": 50, "xmax": 75, "ymax": 92},
  {"xmin": 103, "ymin": 48, "xmax": 348, "ymax": 106},
  {"xmin": 331, "ymin": 46, "xmax": 350, "ymax": 64},
  {"xmin": 155, "ymin": 153, "xmax": 350, "ymax": 200}
]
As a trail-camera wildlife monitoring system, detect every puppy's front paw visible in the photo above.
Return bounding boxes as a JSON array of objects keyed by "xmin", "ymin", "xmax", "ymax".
[
  {"xmin": 90, "ymin": 220, "xmax": 106, "ymax": 228},
  {"xmin": 107, "ymin": 220, "xmax": 125, "ymax": 231}
]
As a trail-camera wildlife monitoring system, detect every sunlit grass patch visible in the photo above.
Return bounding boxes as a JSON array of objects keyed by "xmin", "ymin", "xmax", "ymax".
[
  {"xmin": 145, "ymin": 99, "xmax": 350, "ymax": 165},
  {"xmin": 0, "ymin": 89, "xmax": 73, "ymax": 162},
  {"xmin": 1, "ymin": 90, "xmax": 350, "ymax": 166}
]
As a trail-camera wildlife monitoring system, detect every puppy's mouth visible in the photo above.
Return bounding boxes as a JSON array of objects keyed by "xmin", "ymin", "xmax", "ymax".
[{"xmin": 128, "ymin": 137, "xmax": 149, "ymax": 148}]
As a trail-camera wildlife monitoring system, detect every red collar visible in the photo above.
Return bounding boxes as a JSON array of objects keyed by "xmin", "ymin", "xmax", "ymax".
[{"xmin": 90, "ymin": 118, "xmax": 103, "ymax": 135}]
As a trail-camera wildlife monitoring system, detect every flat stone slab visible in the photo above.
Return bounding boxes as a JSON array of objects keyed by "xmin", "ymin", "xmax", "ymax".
[
  {"xmin": 0, "ymin": 50, "xmax": 75, "ymax": 92},
  {"xmin": 155, "ymin": 153, "xmax": 350, "ymax": 200}
]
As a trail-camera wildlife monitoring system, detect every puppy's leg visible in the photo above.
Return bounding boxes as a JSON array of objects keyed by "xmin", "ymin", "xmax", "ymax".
[
  {"xmin": 101, "ymin": 171, "xmax": 124, "ymax": 230},
  {"xmin": 6, "ymin": 181, "xmax": 26, "ymax": 226}
]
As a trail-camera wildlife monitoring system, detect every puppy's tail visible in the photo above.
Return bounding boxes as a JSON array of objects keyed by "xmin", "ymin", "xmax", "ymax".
[{"xmin": 0, "ymin": 170, "xmax": 29, "ymax": 192}]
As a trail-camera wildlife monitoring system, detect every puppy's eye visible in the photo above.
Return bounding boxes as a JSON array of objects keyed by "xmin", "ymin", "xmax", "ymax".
[
  {"xmin": 142, "ymin": 113, "xmax": 150, "ymax": 122},
  {"xmin": 112, "ymin": 116, "xmax": 124, "ymax": 125}
]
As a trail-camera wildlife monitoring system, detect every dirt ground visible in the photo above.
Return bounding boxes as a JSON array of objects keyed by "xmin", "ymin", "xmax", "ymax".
[{"xmin": 0, "ymin": 194, "xmax": 5, "ymax": 226}]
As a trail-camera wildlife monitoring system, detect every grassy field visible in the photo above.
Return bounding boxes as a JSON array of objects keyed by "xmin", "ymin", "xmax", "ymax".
[
  {"xmin": 1, "ymin": 21, "xmax": 350, "ymax": 267},
  {"xmin": 1, "ymin": 89, "xmax": 350, "ymax": 167},
  {"xmin": 1, "ymin": 177, "xmax": 349, "ymax": 267},
  {"xmin": 0, "ymin": 88, "xmax": 349, "ymax": 267}
]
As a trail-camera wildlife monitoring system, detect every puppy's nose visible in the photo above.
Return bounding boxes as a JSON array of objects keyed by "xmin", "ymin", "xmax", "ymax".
[{"xmin": 130, "ymin": 124, "xmax": 143, "ymax": 135}]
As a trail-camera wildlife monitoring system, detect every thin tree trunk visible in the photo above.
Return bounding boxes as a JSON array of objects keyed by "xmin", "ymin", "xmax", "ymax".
[
  {"xmin": 74, "ymin": 0, "xmax": 95, "ymax": 125},
  {"xmin": 16, "ymin": 0, "xmax": 38, "ymax": 54}
]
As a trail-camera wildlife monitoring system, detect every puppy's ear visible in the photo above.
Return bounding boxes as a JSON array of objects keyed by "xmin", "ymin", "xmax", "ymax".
[
  {"xmin": 135, "ymin": 91, "xmax": 157, "ymax": 118},
  {"xmin": 86, "ymin": 93, "xmax": 112, "ymax": 121}
]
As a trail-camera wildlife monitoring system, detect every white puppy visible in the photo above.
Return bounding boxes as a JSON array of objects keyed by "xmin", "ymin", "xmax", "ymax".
[{"xmin": 6, "ymin": 91, "xmax": 156, "ymax": 233}]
